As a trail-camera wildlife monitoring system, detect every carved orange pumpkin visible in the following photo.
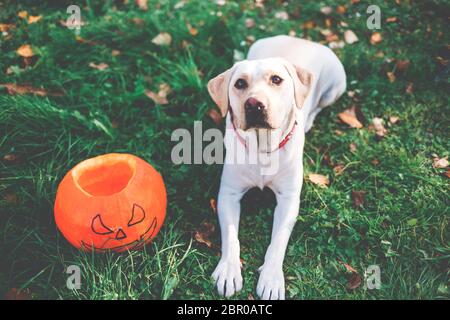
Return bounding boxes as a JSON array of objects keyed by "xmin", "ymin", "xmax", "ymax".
[{"xmin": 54, "ymin": 153, "xmax": 166, "ymax": 252}]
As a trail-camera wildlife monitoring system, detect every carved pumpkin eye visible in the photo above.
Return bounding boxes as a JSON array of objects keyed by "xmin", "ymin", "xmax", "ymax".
[
  {"xmin": 128, "ymin": 203, "xmax": 146, "ymax": 227},
  {"xmin": 91, "ymin": 214, "xmax": 114, "ymax": 235}
]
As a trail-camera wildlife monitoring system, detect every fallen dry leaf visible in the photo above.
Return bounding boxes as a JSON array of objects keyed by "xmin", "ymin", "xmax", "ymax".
[
  {"xmin": 210, "ymin": 198, "xmax": 217, "ymax": 214},
  {"xmin": 333, "ymin": 164, "xmax": 345, "ymax": 176},
  {"xmin": 3, "ymin": 193, "xmax": 18, "ymax": 204},
  {"xmin": 444, "ymin": 169, "xmax": 450, "ymax": 179},
  {"xmin": 395, "ymin": 59, "xmax": 410, "ymax": 72},
  {"xmin": 16, "ymin": 44, "xmax": 35, "ymax": 57},
  {"xmin": 4, "ymin": 288, "xmax": 32, "ymax": 300},
  {"xmin": 145, "ymin": 83, "xmax": 172, "ymax": 105},
  {"xmin": 389, "ymin": 116, "xmax": 399, "ymax": 124},
  {"xmin": 111, "ymin": 49, "xmax": 121, "ymax": 56},
  {"xmin": 0, "ymin": 83, "xmax": 63, "ymax": 97},
  {"xmin": 338, "ymin": 260, "xmax": 362, "ymax": 290},
  {"xmin": 320, "ymin": 6, "xmax": 332, "ymax": 15},
  {"xmin": 0, "ymin": 23, "xmax": 15, "ymax": 32},
  {"xmin": 336, "ymin": 5, "xmax": 346, "ymax": 14},
  {"xmin": 432, "ymin": 156, "xmax": 449, "ymax": 169},
  {"xmin": 405, "ymin": 82, "xmax": 414, "ymax": 94},
  {"xmin": 352, "ymin": 190, "xmax": 366, "ymax": 208},
  {"xmin": 207, "ymin": 108, "xmax": 222, "ymax": 126},
  {"xmin": 372, "ymin": 117, "xmax": 387, "ymax": 137},
  {"xmin": 88, "ymin": 62, "xmax": 109, "ymax": 70},
  {"xmin": 274, "ymin": 11, "xmax": 289, "ymax": 20},
  {"xmin": 387, "ymin": 71, "xmax": 396, "ymax": 83},
  {"xmin": 436, "ymin": 56, "xmax": 448, "ymax": 66},
  {"xmin": 152, "ymin": 32, "xmax": 172, "ymax": 46},
  {"xmin": 386, "ymin": 16, "xmax": 398, "ymax": 23},
  {"xmin": 370, "ymin": 32, "xmax": 382, "ymax": 45},
  {"xmin": 194, "ymin": 221, "xmax": 215, "ymax": 248},
  {"xmin": 344, "ymin": 30, "xmax": 358, "ymax": 44},
  {"xmin": 245, "ymin": 18, "xmax": 255, "ymax": 28},
  {"xmin": 349, "ymin": 142, "xmax": 357, "ymax": 153},
  {"xmin": 308, "ymin": 173, "xmax": 329, "ymax": 188},
  {"xmin": 302, "ymin": 20, "xmax": 315, "ymax": 30},
  {"xmin": 18, "ymin": 11, "xmax": 28, "ymax": 19},
  {"xmin": 186, "ymin": 23, "xmax": 198, "ymax": 36},
  {"xmin": 3, "ymin": 154, "xmax": 17, "ymax": 162},
  {"xmin": 28, "ymin": 15, "xmax": 42, "ymax": 24},
  {"xmin": 338, "ymin": 106, "xmax": 363, "ymax": 129},
  {"xmin": 135, "ymin": 0, "xmax": 148, "ymax": 10}
]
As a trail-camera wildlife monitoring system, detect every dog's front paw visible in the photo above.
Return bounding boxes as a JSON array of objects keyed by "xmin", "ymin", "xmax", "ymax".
[
  {"xmin": 256, "ymin": 265, "xmax": 285, "ymax": 300},
  {"xmin": 212, "ymin": 258, "xmax": 243, "ymax": 298}
]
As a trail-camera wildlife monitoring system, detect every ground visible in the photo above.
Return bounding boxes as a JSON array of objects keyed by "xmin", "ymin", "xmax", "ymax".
[{"xmin": 0, "ymin": 0, "xmax": 448, "ymax": 300}]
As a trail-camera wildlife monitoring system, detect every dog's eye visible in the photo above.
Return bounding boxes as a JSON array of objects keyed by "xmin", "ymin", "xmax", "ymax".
[
  {"xmin": 234, "ymin": 79, "xmax": 247, "ymax": 89},
  {"xmin": 271, "ymin": 75, "xmax": 283, "ymax": 85}
]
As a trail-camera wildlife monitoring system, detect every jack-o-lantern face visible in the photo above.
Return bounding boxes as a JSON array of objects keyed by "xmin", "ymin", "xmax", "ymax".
[{"xmin": 54, "ymin": 154, "xmax": 166, "ymax": 252}]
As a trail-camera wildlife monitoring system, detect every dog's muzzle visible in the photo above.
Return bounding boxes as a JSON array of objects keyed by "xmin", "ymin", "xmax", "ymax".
[{"xmin": 244, "ymin": 97, "xmax": 270, "ymax": 129}]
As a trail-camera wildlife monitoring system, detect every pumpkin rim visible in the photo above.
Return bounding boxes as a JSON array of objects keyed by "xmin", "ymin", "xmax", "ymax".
[{"xmin": 71, "ymin": 153, "xmax": 137, "ymax": 198}]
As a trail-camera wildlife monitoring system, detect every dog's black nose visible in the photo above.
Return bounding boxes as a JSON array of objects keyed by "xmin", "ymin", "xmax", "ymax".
[{"xmin": 245, "ymin": 97, "xmax": 265, "ymax": 112}]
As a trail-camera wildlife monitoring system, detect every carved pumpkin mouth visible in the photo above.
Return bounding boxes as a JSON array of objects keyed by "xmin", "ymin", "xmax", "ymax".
[
  {"xmin": 81, "ymin": 217, "xmax": 158, "ymax": 252},
  {"xmin": 72, "ymin": 154, "xmax": 137, "ymax": 197}
]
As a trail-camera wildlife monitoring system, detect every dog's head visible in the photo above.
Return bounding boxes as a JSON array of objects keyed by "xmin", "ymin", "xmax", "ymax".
[{"xmin": 208, "ymin": 58, "xmax": 312, "ymax": 130}]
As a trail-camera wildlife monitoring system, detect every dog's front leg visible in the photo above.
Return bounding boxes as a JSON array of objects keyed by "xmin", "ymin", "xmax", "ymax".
[
  {"xmin": 257, "ymin": 192, "xmax": 300, "ymax": 300},
  {"xmin": 212, "ymin": 185, "xmax": 244, "ymax": 297}
]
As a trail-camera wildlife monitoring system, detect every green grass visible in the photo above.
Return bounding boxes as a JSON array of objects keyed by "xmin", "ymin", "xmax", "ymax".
[{"xmin": 0, "ymin": 0, "xmax": 449, "ymax": 300}]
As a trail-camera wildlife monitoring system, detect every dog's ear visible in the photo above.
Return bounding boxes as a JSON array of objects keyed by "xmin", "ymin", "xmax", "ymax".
[
  {"xmin": 207, "ymin": 68, "xmax": 232, "ymax": 117},
  {"xmin": 284, "ymin": 62, "xmax": 313, "ymax": 109}
]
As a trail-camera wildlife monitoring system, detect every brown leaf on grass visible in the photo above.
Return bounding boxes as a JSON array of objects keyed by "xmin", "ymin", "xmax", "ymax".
[
  {"xmin": 111, "ymin": 49, "xmax": 121, "ymax": 56},
  {"xmin": 349, "ymin": 142, "xmax": 357, "ymax": 152},
  {"xmin": 89, "ymin": 62, "xmax": 109, "ymax": 70},
  {"xmin": 302, "ymin": 20, "xmax": 316, "ymax": 29},
  {"xmin": 76, "ymin": 36, "xmax": 100, "ymax": 46},
  {"xmin": 209, "ymin": 198, "xmax": 217, "ymax": 214},
  {"xmin": 338, "ymin": 106, "xmax": 363, "ymax": 128},
  {"xmin": 395, "ymin": 59, "xmax": 410, "ymax": 72},
  {"xmin": 3, "ymin": 193, "xmax": 18, "ymax": 204},
  {"xmin": 274, "ymin": 11, "xmax": 289, "ymax": 20},
  {"xmin": 186, "ymin": 23, "xmax": 198, "ymax": 36},
  {"xmin": 3, "ymin": 154, "xmax": 17, "ymax": 162},
  {"xmin": 16, "ymin": 44, "xmax": 35, "ymax": 57},
  {"xmin": 372, "ymin": 117, "xmax": 388, "ymax": 137},
  {"xmin": 194, "ymin": 221, "xmax": 215, "ymax": 248},
  {"xmin": 18, "ymin": 11, "xmax": 28, "ymax": 19},
  {"xmin": 336, "ymin": 5, "xmax": 346, "ymax": 14},
  {"xmin": 432, "ymin": 156, "xmax": 449, "ymax": 169},
  {"xmin": 344, "ymin": 30, "xmax": 358, "ymax": 44},
  {"xmin": 443, "ymin": 169, "xmax": 450, "ymax": 179},
  {"xmin": 371, "ymin": 159, "xmax": 380, "ymax": 166},
  {"xmin": 386, "ymin": 71, "xmax": 396, "ymax": 83},
  {"xmin": 207, "ymin": 108, "xmax": 222, "ymax": 126},
  {"xmin": 135, "ymin": 0, "xmax": 148, "ymax": 11},
  {"xmin": 245, "ymin": 18, "xmax": 255, "ymax": 28},
  {"xmin": 370, "ymin": 32, "xmax": 382, "ymax": 45},
  {"xmin": 386, "ymin": 16, "xmax": 398, "ymax": 23},
  {"xmin": 145, "ymin": 83, "xmax": 172, "ymax": 105},
  {"xmin": 352, "ymin": 190, "xmax": 366, "ymax": 208},
  {"xmin": 389, "ymin": 116, "xmax": 400, "ymax": 124},
  {"xmin": 337, "ymin": 260, "xmax": 362, "ymax": 290},
  {"xmin": 308, "ymin": 173, "xmax": 329, "ymax": 188},
  {"xmin": 152, "ymin": 32, "xmax": 172, "ymax": 46},
  {"xmin": 4, "ymin": 288, "xmax": 32, "ymax": 300},
  {"xmin": 320, "ymin": 6, "xmax": 332, "ymax": 15},
  {"xmin": 0, "ymin": 83, "xmax": 64, "ymax": 97},
  {"xmin": 28, "ymin": 15, "xmax": 42, "ymax": 24},
  {"xmin": 405, "ymin": 82, "xmax": 414, "ymax": 94},
  {"xmin": 436, "ymin": 56, "xmax": 448, "ymax": 66},
  {"xmin": 348, "ymin": 272, "xmax": 362, "ymax": 290},
  {"xmin": 0, "ymin": 23, "xmax": 15, "ymax": 32},
  {"xmin": 333, "ymin": 164, "xmax": 345, "ymax": 176}
]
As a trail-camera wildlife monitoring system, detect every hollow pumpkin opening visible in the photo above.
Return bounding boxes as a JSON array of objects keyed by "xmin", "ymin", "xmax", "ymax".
[{"xmin": 72, "ymin": 154, "xmax": 136, "ymax": 197}]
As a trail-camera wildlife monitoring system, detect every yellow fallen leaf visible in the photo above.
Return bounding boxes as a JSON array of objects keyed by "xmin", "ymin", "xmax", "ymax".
[
  {"xmin": 370, "ymin": 32, "xmax": 382, "ymax": 45},
  {"xmin": 135, "ymin": 0, "xmax": 148, "ymax": 10},
  {"xmin": 338, "ymin": 106, "xmax": 363, "ymax": 128},
  {"xmin": 344, "ymin": 30, "xmax": 358, "ymax": 44},
  {"xmin": 187, "ymin": 23, "xmax": 198, "ymax": 36},
  {"xmin": 0, "ymin": 23, "xmax": 15, "ymax": 32},
  {"xmin": 28, "ymin": 15, "xmax": 42, "ymax": 24},
  {"xmin": 433, "ymin": 156, "xmax": 449, "ymax": 169},
  {"xmin": 18, "ymin": 11, "xmax": 28, "ymax": 19},
  {"xmin": 88, "ymin": 62, "xmax": 109, "ymax": 70},
  {"xmin": 387, "ymin": 71, "xmax": 396, "ymax": 83},
  {"xmin": 151, "ymin": 32, "xmax": 172, "ymax": 46},
  {"xmin": 16, "ymin": 44, "xmax": 35, "ymax": 57},
  {"xmin": 308, "ymin": 173, "xmax": 329, "ymax": 188}
]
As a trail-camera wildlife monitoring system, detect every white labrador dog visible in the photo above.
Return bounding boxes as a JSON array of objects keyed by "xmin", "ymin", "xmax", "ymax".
[{"xmin": 207, "ymin": 35, "xmax": 346, "ymax": 300}]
